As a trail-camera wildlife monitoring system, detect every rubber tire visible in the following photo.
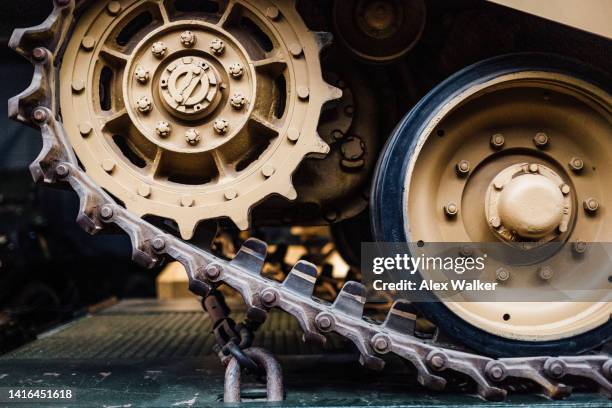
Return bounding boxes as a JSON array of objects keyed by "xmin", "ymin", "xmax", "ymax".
[{"xmin": 370, "ymin": 53, "xmax": 612, "ymax": 357}]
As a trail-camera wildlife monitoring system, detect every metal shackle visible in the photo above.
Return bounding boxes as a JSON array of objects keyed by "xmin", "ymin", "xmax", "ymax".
[{"xmin": 223, "ymin": 347, "xmax": 284, "ymax": 402}]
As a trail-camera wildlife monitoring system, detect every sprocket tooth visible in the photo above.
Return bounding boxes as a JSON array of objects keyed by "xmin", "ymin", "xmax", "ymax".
[
  {"xmin": 308, "ymin": 132, "xmax": 331, "ymax": 157},
  {"xmin": 231, "ymin": 238, "xmax": 268, "ymax": 274},
  {"xmin": 383, "ymin": 300, "xmax": 417, "ymax": 334},
  {"xmin": 313, "ymin": 31, "xmax": 333, "ymax": 52},
  {"xmin": 283, "ymin": 260, "xmax": 317, "ymax": 296},
  {"xmin": 9, "ymin": 64, "xmax": 52, "ymax": 125},
  {"xmin": 9, "ymin": 2, "xmax": 69, "ymax": 57},
  {"xmin": 332, "ymin": 281, "xmax": 366, "ymax": 318}
]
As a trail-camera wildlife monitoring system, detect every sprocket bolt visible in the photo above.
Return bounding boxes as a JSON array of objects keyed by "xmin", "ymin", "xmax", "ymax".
[
  {"xmin": 569, "ymin": 157, "xmax": 584, "ymax": 172},
  {"xmin": 533, "ymin": 132, "xmax": 549, "ymax": 148},
  {"xmin": 180, "ymin": 30, "xmax": 196, "ymax": 47},
  {"xmin": 228, "ymin": 63, "xmax": 244, "ymax": 78},
  {"xmin": 213, "ymin": 119, "xmax": 229, "ymax": 134},
  {"xmin": 262, "ymin": 165, "xmax": 275, "ymax": 178},
  {"xmin": 490, "ymin": 133, "xmax": 505, "ymax": 149},
  {"xmin": 560, "ymin": 184, "xmax": 570, "ymax": 195},
  {"xmin": 428, "ymin": 353, "xmax": 446, "ymax": 371},
  {"xmin": 156, "ymin": 121, "xmax": 171, "ymax": 138},
  {"xmin": 180, "ymin": 196, "xmax": 194, "ymax": 207},
  {"xmin": 151, "ymin": 42, "xmax": 167, "ymax": 58},
  {"xmin": 210, "ymin": 38, "xmax": 225, "ymax": 55},
  {"xmin": 185, "ymin": 128, "xmax": 201, "ymax": 145},
  {"xmin": 102, "ymin": 159, "xmax": 116, "ymax": 173},
  {"xmin": 528, "ymin": 163, "xmax": 539, "ymax": 173},
  {"xmin": 138, "ymin": 183, "xmax": 151, "ymax": 198},
  {"xmin": 134, "ymin": 66, "xmax": 150, "ymax": 84},
  {"xmin": 136, "ymin": 96, "xmax": 153, "ymax": 113},
  {"xmin": 107, "ymin": 1, "xmax": 121, "ymax": 15},
  {"xmin": 490, "ymin": 216, "xmax": 501, "ymax": 229},
  {"xmin": 81, "ymin": 36, "xmax": 95, "ymax": 51},
  {"xmin": 583, "ymin": 197, "xmax": 599, "ymax": 213},
  {"xmin": 224, "ymin": 189, "xmax": 238, "ymax": 200},
  {"xmin": 266, "ymin": 6, "xmax": 280, "ymax": 20},
  {"xmin": 289, "ymin": 43, "xmax": 303, "ymax": 57},
  {"xmin": 574, "ymin": 240, "xmax": 587, "ymax": 254},
  {"xmin": 230, "ymin": 93, "xmax": 246, "ymax": 109},
  {"xmin": 487, "ymin": 363, "xmax": 505, "ymax": 381},
  {"xmin": 297, "ymin": 86, "xmax": 310, "ymax": 100},
  {"xmin": 32, "ymin": 108, "xmax": 48, "ymax": 123}
]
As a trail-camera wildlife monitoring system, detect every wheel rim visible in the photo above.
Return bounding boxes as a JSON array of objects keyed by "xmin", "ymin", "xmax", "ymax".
[{"xmin": 404, "ymin": 70, "xmax": 612, "ymax": 341}]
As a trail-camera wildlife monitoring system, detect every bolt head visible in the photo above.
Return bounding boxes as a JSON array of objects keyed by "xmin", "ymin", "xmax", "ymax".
[
  {"xmin": 569, "ymin": 157, "xmax": 584, "ymax": 172},
  {"xmin": 560, "ymin": 184, "xmax": 571, "ymax": 195},
  {"xmin": 316, "ymin": 314, "xmax": 333, "ymax": 331},
  {"xmin": 496, "ymin": 268, "xmax": 510, "ymax": 282},
  {"xmin": 456, "ymin": 160, "xmax": 470, "ymax": 176},
  {"xmin": 574, "ymin": 240, "xmax": 587, "ymax": 254},
  {"xmin": 224, "ymin": 189, "xmax": 238, "ymax": 200},
  {"xmin": 180, "ymin": 30, "xmax": 196, "ymax": 47},
  {"xmin": 372, "ymin": 336, "xmax": 389, "ymax": 353},
  {"xmin": 429, "ymin": 354, "xmax": 446, "ymax": 370},
  {"xmin": 134, "ymin": 66, "xmax": 150, "ymax": 83},
  {"xmin": 583, "ymin": 197, "xmax": 599, "ymax": 213},
  {"xmin": 156, "ymin": 121, "xmax": 171, "ymax": 137},
  {"xmin": 488, "ymin": 364, "xmax": 505, "ymax": 381},
  {"xmin": 185, "ymin": 128, "xmax": 201, "ymax": 144},
  {"xmin": 205, "ymin": 264, "xmax": 221, "ymax": 280},
  {"xmin": 136, "ymin": 96, "xmax": 153, "ymax": 113},
  {"xmin": 266, "ymin": 6, "xmax": 280, "ymax": 20},
  {"xmin": 99, "ymin": 205, "xmax": 114, "ymax": 220},
  {"xmin": 539, "ymin": 266, "xmax": 553, "ymax": 280},
  {"xmin": 490, "ymin": 133, "xmax": 505, "ymax": 148},
  {"xmin": 228, "ymin": 63, "xmax": 244, "ymax": 78},
  {"xmin": 533, "ymin": 132, "xmax": 549, "ymax": 147},
  {"xmin": 151, "ymin": 42, "xmax": 167, "ymax": 58},
  {"xmin": 490, "ymin": 216, "xmax": 501, "ymax": 229},
  {"xmin": 107, "ymin": 1, "xmax": 121, "ymax": 15},
  {"xmin": 32, "ymin": 108, "xmax": 48, "ymax": 123},
  {"xmin": 55, "ymin": 164, "xmax": 69, "ymax": 177},
  {"xmin": 151, "ymin": 237, "xmax": 165, "ymax": 251},
  {"xmin": 528, "ymin": 163, "xmax": 539, "ymax": 173},
  {"xmin": 261, "ymin": 290, "xmax": 277, "ymax": 306},
  {"xmin": 444, "ymin": 202, "xmax": 458, "ymax": 217},
  {"xmin": 297, "ymin": 86, "xmax": 310, "ymax": 100},
  {"xmin": 546, "ymin": 359, "xmax": 566, "ymax": 378},
  {"xmin": 213, "ymin": 119, "xmax": 229, "ymax": 134},
  {"xmin": 210, "ymin": 38, "xmax": 225, "ymax": 54},
  {"xmin": 32, "ymin": 47, "xmax": 47, "ymax": 62},
  {"xmin": 230, "ymin": 93, "xmax": 246, "ymax": 109}
]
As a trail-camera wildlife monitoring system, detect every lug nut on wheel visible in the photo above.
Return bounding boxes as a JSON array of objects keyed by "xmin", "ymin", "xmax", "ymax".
[
  {"xmin": 210, "ymin": 38, "xmax": 225, "ymax": 54},
  {"xmin": 213, "ymin": 119, "xmax": 229, "ymax": 134},
  {"xmin": 156, "ymin": 121, "xmax": 171, "ymax": 137},
  {"xmin": 490, "ymin": 133, "xmax": 505, "ymax": 149},
  {"xmin": 456, "ymin": 160, "xmax": 470, "ymax": 176},
  {"xmin": 230, "ymin": 93, "xmax": 246, "ymax": 109},
  {"xmin": 151, "ymin": 41, "xmax": 167, "ymax": 58},
  {"xmin": 444, "ymin": 202, "xmax": 458, "ymax": 217},
  {"xmin": 180, "ymin": 30, "xmax": 196, "ymax": 47},
  {"xmin": 583, "ymin": 197, "xmax": 599, "ymax": 213},
  {"xmin": 185, "ymin": 128, "xmax": 201, "ymax": 144},
  {"xmin": 569, "ymin": 157, "xmax": 584, "ymax": 172},
  {"xmin": 228, "ymin": 63, "xmax": 244, "ymax": 78},
  {"xmin": 136, "ymin": 96, "xmax": 153, "ymax": 113},
  {"xmin": 533, "ymin": 132, "xmax": 549, "ymax": 148}
]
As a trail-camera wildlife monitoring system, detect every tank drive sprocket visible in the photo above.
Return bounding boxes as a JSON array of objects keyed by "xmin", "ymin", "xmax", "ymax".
[{"xmin": 57, "ymin": 0, "xmax": 339, "ymax": 238}]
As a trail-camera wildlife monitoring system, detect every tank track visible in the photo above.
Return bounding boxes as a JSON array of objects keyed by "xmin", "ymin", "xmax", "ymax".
[{"xmin": 9, "ymin": 0, "xmax": 612, "ymax": 401}]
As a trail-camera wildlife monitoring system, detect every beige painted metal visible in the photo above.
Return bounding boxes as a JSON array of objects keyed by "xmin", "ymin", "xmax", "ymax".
[
  {"xmin": 60, "ymin": 0, "xmax": 339, "ymax": 239},
  {"xmin": 488, "ymin": 0, "xmax": 612, "ymax": 39},
  {"xmin": 404, "ymin": 71, "xmax": 612, "ymax": 341},
  {"xmin": 156, "ymin": 261, "xmax": 191, "ymax": 299}
]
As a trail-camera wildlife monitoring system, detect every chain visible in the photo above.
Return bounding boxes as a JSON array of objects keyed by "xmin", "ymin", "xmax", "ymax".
[{"xmin": 8, "ymin": 0, "xmax": 612, "ymax": 401}]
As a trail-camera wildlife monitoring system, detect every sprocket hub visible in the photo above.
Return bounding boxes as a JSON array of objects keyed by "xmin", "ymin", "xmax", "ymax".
[{"xmin": 59, "ymin": 0, "xmax": 338, "ymax": 238}]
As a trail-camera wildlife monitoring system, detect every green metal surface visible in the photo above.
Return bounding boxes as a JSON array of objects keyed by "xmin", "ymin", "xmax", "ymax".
[{"xmin": 0, "ymin": 299, "xmax": 609, "ymax": 407}]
